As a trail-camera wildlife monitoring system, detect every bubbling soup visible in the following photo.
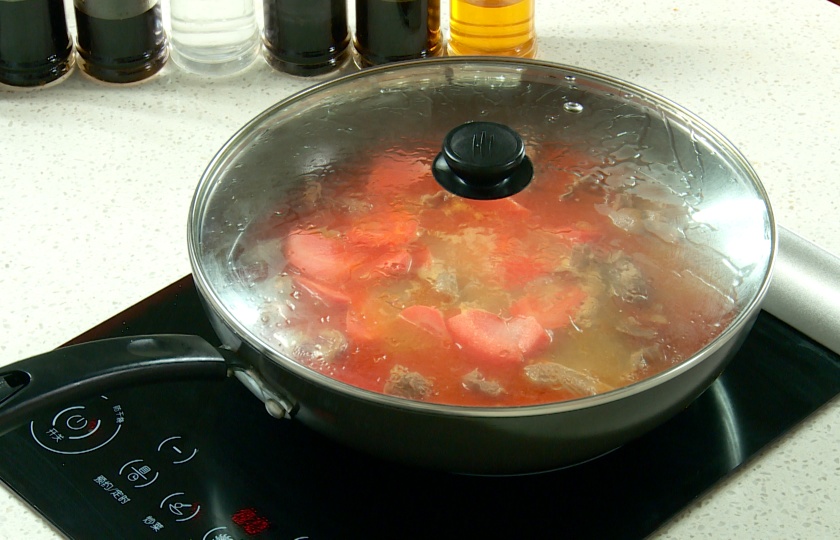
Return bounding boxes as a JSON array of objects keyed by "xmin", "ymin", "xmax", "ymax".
[{"xmin": 234, "ymin": 146, "xmax": 738, "ymax": 407}]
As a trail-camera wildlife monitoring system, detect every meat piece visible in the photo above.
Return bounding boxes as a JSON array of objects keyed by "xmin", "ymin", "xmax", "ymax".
[
  {"xmin": 616, "ymin": 316, "xmax": 658, "ymax": 339},
  {"xmin": 629, "ymin": 343, "xmax": 666, "ymax": 371},
  {"xmin": 569, "ymin": 243, "xmax": 596, "ymax": 274},
  {"xmin": 417, "ymin": 258, "xmax": 459, "ymax": 299},
  {"xmin": 524, "ymin": 362, "xmax": 612, "ymax": 397},
  {"xmin": 605, "ymin": 252, "xmax": 648, "ymax": 303},
  {"xmin": 600, "ymin": 205, "xmax": 646, "ymax": 235},
  {"xmin": 273, "ymin": 327, "xmax": 348, "ymax": 366},
  {"xmin": 594, "ymin": 181, "xmax": 689, "ymax": 244},
  {"xmin": 461, "ymin": 369, "xmax": 505, "ymax": 398},
  {"xmin": 302, "ymin": 180, "xmax": 323, "ymax": 205},
  {"xmin": 258, "ymin": 276, "xmax": 297, "ymax": 326},
  {"xmin": 570, "ymin": 292, "xmax": 601, "ymax": 330},
  {"xmin": 383, "ymin": 365, "xmax": 434, "ymax": 400}
]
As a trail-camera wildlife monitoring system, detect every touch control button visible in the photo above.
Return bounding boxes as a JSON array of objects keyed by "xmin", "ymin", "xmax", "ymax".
[
  {"xmin": 160, "ymin": 492, "xmax": 201, "ymax": 522},
  {"xmin": 118, "ymin": 459, "xmax": 160, "ymax": 488},
  {"xmin": 30, "ymin": 396, "xmax": 123, "ymax": 454},
  {"xmin": 157, "ymin": 435, "xmax": 198, "ymax": 464},
  {"xmin": 202, "ymin": 527, "xmax": 232, "ymax": 540}
]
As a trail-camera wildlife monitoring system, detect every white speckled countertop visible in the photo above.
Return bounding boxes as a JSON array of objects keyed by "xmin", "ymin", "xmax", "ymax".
[{"xmin": 1, "ymin": 0, "xmax": 839, "ymax": 537}]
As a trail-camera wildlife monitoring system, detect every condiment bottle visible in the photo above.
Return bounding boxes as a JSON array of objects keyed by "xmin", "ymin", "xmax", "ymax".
[
  {"xmin": 263, "ymin": 0, "xmax": 350, "ymax": 77},
  {"xmin": 169, "ymin": 0, "xmax": 259, "ymax": 76},
  {"xmin": 448, "ymin": 0, "xmax": 537, "ymax": 58},
  {"xmin": 0, "ymin": 0, "xmax": 74, "ymax": 87},
  {"xmin": 354, "ymin": 0, "xmax": 441, "ymax": 67},
  {"xmin": 73, "ymin": 0, "xmax": 168, "ymax": 84}
]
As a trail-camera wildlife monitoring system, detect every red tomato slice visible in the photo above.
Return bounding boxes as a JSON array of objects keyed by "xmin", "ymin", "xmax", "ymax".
[
  {"xmin": 365, "ymin": 155, "xmax": 434, "ymax": 200},
  {"xmin": 294, "ymin": 276, "xmax": 352, "ymax": 307},
  {"xmin": 510, "ymin": 285, "xmax": 588, "ymax": 329},
  {"xmin": 346, "ymin": 211, "xmax": 419, "ymax": 247},
  {"xmin": 284, "ymin": 231, "xmax": 362, "ymax": 283},
  {"xmin": 399, "ymin": 305, "xmax": 449, "ymax": 339},
  {"xmin": 446, "ymin": 309, "xmax": 523, "ymax": 366},
  {"xmin": 507, "ymin": 315, "xmax": 551, "ymax": 356},
  {"xmin": 370, "ymin": 249, "xmax": 413, "ymax": 277}
]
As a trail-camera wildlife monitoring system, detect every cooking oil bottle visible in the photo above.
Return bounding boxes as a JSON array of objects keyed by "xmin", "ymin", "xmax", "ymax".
[{"xmin": 448, "ymin": 0, "xmax": 536, "ymax": 58}]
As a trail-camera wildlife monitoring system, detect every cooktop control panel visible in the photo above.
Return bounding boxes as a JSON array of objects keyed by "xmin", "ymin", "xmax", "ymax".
[
  {"xmin": 9, "ymin": 379, "xmax": 309, "ymax": 539},
  {"xmin": 30, "ymin": 397, "xmax": 239, "ymax": 535}
]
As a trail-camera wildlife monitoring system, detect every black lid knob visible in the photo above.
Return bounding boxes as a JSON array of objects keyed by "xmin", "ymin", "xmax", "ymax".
[{"xmin": 433, "ymin": 121, "xmax": 533, "ymax": 200}]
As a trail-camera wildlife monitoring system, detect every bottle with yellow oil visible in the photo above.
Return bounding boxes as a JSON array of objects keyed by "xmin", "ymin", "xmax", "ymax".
[{"xmin": 447, "ymin": 0, "xmax": 536, "ymax": 58}]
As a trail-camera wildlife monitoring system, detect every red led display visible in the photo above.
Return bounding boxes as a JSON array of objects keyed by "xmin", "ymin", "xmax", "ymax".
[{"xmin": 232, "ymin": 507, "xmax": 271, "ymax": 536}]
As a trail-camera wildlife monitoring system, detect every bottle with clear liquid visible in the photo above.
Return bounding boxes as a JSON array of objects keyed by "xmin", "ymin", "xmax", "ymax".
[
  {"xmin": 448, "ymin": 0, "xmax": 536, "ymax": 58},
  {"xmin": 170, "ymin": 0, "xmax": 259, "ymax": 76}
]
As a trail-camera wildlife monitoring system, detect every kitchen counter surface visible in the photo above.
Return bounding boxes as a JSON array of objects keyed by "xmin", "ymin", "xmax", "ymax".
[{"xmin": 2, "ymin": 0, "xmax": 839, "ymax": 537}]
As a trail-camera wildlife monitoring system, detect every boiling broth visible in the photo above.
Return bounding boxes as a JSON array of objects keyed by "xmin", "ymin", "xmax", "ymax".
[{"xmin": 237, "ymin": 148, "xmax": 738, "ymax": 407}]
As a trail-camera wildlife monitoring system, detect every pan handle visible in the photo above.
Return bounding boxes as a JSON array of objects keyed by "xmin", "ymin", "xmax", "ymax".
[{"xmin": 0, "ymin": 335, "xmax": 231, "ymax": 437}]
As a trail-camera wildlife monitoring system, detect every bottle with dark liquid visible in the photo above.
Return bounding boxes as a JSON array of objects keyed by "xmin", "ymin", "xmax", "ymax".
[
  {"xmin": 263, "ymin": 0, "xmax": 350, "ymax": 77},
  {"xmin": 354, "ymin": 0, "xmax": 441, "ymax": 67},
  {"xmin": 73, "ymin": 0, "xmax": 167, "ymax": 84},
  {"xmin": 0, "ymin": 0, "xmax": 74, "ymax": 87},
  {"xmin": 448, "ymin": 0, "xmax": 537, "ymax": 58}
]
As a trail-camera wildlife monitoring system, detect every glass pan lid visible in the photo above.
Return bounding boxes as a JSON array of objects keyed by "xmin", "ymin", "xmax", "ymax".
[{"xmin": 189, "ymin": 58, "xmax": 774, "ymax": 407}]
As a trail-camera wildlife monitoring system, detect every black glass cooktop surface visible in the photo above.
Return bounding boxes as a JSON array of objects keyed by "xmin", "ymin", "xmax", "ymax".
[{"xmin": 1, "ymin": 275, "xmax": 839, "ymax": 539}]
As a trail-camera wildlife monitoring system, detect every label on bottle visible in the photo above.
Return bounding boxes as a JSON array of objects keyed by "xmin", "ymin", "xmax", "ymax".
[{"xmin": 74, "ymin": 0, "xmax": 157, "ymax": 20}]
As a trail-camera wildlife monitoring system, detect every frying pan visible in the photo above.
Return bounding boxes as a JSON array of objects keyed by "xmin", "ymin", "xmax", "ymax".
[{"xmin": 0, "ymin": 59, "xmax": 775, "ymax": 474}]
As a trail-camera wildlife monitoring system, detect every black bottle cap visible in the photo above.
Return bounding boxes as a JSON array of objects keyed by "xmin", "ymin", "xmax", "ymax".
[{"xmin": 433, "ymin": 121, "xmax": 533, "ymax": 200}]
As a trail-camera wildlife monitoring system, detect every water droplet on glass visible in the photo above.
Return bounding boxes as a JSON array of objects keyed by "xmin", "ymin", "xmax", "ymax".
[
  {"xmin": 564, "ymin": 75, "xmax": 576, "ymax": 82},
  {"xmin": 563, "ymin": 101, "xmax": 584, "ymax": 114}
]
